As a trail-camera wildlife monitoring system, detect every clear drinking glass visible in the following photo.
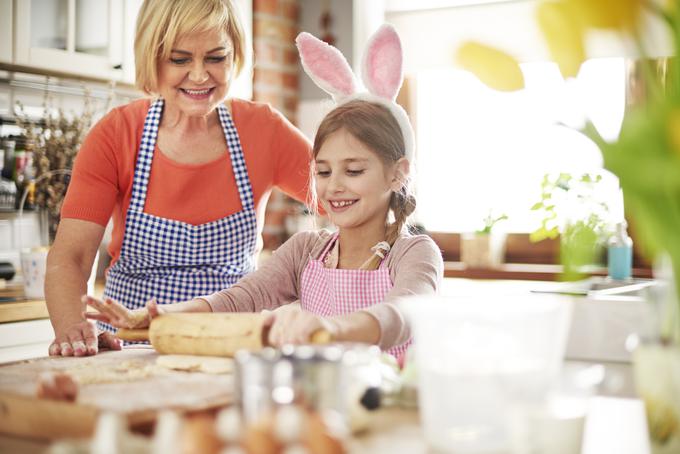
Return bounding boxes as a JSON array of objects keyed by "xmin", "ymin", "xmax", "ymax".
[{"xmin": 403, "ymin": 294, "xmax": 573, "ymax": 453}]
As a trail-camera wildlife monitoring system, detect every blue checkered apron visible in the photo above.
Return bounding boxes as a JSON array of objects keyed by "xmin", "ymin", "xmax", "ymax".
[{"xmin": 98, "ymin": 99, "xmax": 258, "ymax": 336}]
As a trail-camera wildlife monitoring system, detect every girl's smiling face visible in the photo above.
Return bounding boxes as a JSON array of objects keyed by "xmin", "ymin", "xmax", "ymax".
[
  {"xmin": 157, "ymin": 28, "xmax": 234, "ymax": 118},
  {"xmin": 314, "ymin": 128, "xmax": 398, "ymax": 231}
]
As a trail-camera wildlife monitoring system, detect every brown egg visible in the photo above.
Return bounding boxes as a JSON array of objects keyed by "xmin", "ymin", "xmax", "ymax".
[
  {"xmin": 36, "ymin": 371, "xmax": 79, "ymax": 401},
  {"xmin": 181, "ymin": 411, "xmax": 222, "ymax": 454}
]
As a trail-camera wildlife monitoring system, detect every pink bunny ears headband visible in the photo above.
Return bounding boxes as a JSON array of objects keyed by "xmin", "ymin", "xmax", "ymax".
[{"xmin": 296, "ymin": 24, "xmax": 415, "ymax": 163}]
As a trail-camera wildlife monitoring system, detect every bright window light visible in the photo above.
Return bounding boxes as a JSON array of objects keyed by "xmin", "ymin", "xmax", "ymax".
[{"xmin": 414, "ymin": 58, "xmax": 626, "ymax": 232}]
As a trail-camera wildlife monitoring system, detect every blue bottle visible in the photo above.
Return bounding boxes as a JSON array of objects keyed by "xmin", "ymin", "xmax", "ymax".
[{"xmin": 608, "ymin": 222, "xmax": 633, "ymax": 280}]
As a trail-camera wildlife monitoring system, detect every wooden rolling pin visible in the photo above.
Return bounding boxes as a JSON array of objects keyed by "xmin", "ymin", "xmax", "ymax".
[{"xmin": 116, "ymin": 313, "xmax": 331, "ymax": 357}]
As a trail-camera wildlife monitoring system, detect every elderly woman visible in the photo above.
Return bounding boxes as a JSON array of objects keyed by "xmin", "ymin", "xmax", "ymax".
[{"xmin": 46, "ymin": 0, "xmax": 312, "ymax": 356}]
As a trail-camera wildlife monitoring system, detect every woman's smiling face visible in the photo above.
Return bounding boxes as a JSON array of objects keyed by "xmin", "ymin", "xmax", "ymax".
[
  {"xmin": 314, "ymin": 128, "xmax": 397, "ymax": 230},
  {"xmin": 157, "ymin": 27, "xmax": 234, "ymax": 117}
]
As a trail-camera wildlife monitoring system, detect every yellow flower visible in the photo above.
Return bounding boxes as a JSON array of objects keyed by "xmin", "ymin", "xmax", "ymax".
[
  {"xmin": 455, "ymin": 42, "xmax": 525, "ymax": 92},
  {"xmin": 566, "ymin": 0, "xmax": 643, "ymax": 32},
  {"xmin": 536, "ymin": 1, "xmax": 586, "ymax": 79}
]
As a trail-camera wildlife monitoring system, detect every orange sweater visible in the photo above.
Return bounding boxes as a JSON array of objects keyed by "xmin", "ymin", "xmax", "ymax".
[{"xmin": 61, "ymin": 98, "xmax": 313, "ymax": 266}]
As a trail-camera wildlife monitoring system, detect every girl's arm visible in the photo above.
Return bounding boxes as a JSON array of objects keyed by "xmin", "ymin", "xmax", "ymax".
[
  {"xmin": 267, "ymin": 236, "xmax": 443, "ymax": 348},
  {"xmin": 84, "ymin": 232, "xmax": 320, "ymax": 328},
  {"xmin": 200, "ymin": 231, "xmax": 318, "ymax": 313},
  {"xmin": 84, "ymin": 295, "xmax": 212, "ymax": 329},
  {"xmin": 360, "ymin": 235, "xmax": 444, "ymax": 349}
]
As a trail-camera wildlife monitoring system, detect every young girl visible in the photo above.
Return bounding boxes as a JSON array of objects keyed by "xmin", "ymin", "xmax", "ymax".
[{"xmin": 86, "ymin": 25, "xmax": 443, "ymax": 359}]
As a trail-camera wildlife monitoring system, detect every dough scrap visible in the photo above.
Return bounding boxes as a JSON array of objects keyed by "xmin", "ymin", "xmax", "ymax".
[
  {"xmin": 65, "ymin": 360, "xmax": 155, "ymax": 384},
  {"xmin": 156, "ymin": 355, "xmax": 235, "ymax": 374}
]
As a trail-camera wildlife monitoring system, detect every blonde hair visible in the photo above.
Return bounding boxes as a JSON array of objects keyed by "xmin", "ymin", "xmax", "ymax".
[
  {"xmin": 135, "ymin": 0, "xmax": 246, "ymax": 94},
  {"xmin": 312, "ymin": 100, "xmax": 417, "ymax": 270}
]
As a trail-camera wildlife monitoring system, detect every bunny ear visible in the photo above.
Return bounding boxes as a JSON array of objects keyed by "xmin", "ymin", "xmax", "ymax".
[
  {"xmin": 362, "ymin": 24, "xmax": 403, "ymax": 101},
  {"xmin": 296, "ymin": 32, "xmax": 358, "ymax": 101}
]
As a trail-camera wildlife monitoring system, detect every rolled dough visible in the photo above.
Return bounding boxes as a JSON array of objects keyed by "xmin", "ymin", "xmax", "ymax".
[{"xmin": 155, "ymin": 355, "xmax": 235, "ymax": 374}]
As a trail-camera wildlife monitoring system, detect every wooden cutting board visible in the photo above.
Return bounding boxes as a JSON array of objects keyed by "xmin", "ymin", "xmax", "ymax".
[{"xmin": 0, "ymin": 347, "xmax": 235, "ymax": 440}]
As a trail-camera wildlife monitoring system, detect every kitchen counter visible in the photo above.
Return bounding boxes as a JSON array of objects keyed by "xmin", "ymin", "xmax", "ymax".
[
  {"xmin": 0, "ymin": 282, "xmax": 53, "ymax": 363},
  {"xmin": 0, "ymin": 396, "xmax": 652, "ymax": 453},
  {"xmin": 0, "ymin": 279, "xmax": 106, "ymax": 324},
  {"xmin": 0, "ymin": 278, "xmax": 652, "ymax": 451},
  {"xmin": 351, "ymin": 396, "xmax": 650, "ymax": 453},
  {"xmin": 0, "ymin": 280, "xmax": 109, "ymax": 363}
]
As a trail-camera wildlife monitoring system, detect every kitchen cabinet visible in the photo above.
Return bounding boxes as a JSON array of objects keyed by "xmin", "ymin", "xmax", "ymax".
[
  {"xmin": 0, "ymin": 0, "xmax": 12, "ymax": 64},
  {"xmin": 7, "ymin": 0, "xmax": 253, "ymax": 94},
  {"xmin": 12, "ymin": 0, "xmax": 141, "ymax": 84},
  {"xmin": 0, "ymin": 319, "xmax": 53, "ymax": 363}
]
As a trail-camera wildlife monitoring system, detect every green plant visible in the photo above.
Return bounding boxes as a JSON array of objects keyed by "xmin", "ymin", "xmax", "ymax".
[
  {"xmin": 15, "ymin": 88, "xmax": 98, "ymax": 243},
  {"xmin": 476, "ymin": 211, "xmax": 508, "ymax": 235},
  {"xmin": 456, "ymin": 0, "xmax": 680, "ymax": 341},
  {"xmin": 530, "ymin": 172, "xmax": 612, "ymax": 279}
]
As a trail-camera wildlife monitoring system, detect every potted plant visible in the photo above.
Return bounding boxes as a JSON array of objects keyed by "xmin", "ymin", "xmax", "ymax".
[
  {"xmin": 14, "ymin": 88, "xmax": 101, "ymax": 299},
  {"xmin": 15, "ymin": 90, "xmax": 97, "ymax": 243},
  {"xmin": 460, "ymin": 211, "xmax": 508, "ymax": 268},
  {"xmin": 456, "ymin": 1, "xmax": 680, "ymax": 452},
  {"xmin": 530, "ymin": 172, "xmax": 613, "ymax": 280}
]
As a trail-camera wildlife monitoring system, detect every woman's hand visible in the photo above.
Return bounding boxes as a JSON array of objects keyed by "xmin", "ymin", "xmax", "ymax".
[
  {"xmin": 264, "ymin": 304, "xmax": 339, "ymax": 347},
  {"xmin": 48, "ymin": 320, "xmax": 121, "ymax": 357},
  {"xmin": 83, "ymin": 296, "xmax": 163, "ymax": 329}
]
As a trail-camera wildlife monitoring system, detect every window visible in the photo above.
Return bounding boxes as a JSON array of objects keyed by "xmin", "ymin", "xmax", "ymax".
[{"xmin": 414, "ymin": 58, "xmax": 626, "ymax": 233}]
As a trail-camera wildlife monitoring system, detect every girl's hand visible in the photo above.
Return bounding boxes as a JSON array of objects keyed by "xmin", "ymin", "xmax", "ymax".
[
  {"xmin": 264, "ymin": 304, "xmax": 338, "ymax": 347},
  {"xmin": 83, "ymin": 296, "xmax": 162, "ymax": 329}
]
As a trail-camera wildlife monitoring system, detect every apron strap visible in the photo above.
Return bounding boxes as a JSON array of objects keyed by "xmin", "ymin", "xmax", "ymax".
[
  {"xmin": 129, "ymin": 98, "xmax": 164, "ymax": 212},
  {"xmin": 217, "ymin": 104, "xmax": 255, "ymax": 211},
  {"xmin": 317, "ymin": 231, "xmax": 339, "ymax": 261}
]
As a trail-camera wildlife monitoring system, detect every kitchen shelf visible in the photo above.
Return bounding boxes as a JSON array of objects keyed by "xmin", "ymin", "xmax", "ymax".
[{"xmin": 0, "ymin": 282, "xmax": 47, "ymax": 323}]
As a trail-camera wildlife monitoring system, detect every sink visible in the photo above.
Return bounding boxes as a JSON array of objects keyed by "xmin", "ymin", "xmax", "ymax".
[{"xmin": 531, "ymin": 277, "xmax": 657, "ymax": 298}]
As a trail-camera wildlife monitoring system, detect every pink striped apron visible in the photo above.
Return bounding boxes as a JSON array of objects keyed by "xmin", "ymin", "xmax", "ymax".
[{"xmin": 299, "ymin": 233, "xmax": 411, "ymax": 361}]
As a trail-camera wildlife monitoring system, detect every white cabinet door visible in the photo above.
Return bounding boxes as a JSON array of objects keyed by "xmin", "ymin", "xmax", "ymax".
[
  {"xmin": 13, "ymin": 0, "xmax": 126, "ymax": 81},
  {"xmin": 121, "ymin": 0, "xmax": 143, "ymax": 85},
  {"xmin": 0, "ymin": 0, "xmax": 12, "ymax": 63},
  {"xmin": 10, "ymin": 0, "xmax": 250, "ymax": 88}
]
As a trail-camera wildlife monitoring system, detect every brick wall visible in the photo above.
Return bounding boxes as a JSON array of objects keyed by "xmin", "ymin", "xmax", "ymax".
[{"xmin": 252, "ymin": 0, "xmax": 302, "ymax": 249}]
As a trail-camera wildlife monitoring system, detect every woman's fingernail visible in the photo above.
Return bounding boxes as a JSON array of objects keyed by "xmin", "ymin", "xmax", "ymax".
[
  {"xmin": 60, "ymin": 343, "xmax": 73, "ymax": 355},
  {"xmin": 72, "ymin": 341, "xmax": 86, "ymax": 355}
]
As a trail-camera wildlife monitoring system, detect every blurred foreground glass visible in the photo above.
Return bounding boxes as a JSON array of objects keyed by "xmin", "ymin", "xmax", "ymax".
[{"xmin": 402, "ymin": 294, "xmax": 572, "ymax": 453}]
